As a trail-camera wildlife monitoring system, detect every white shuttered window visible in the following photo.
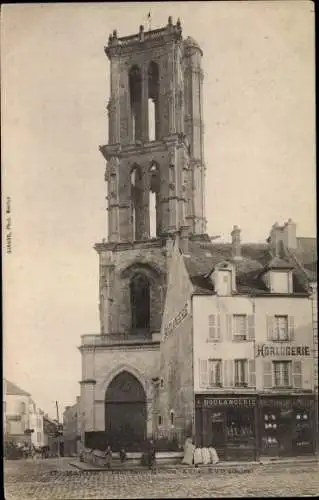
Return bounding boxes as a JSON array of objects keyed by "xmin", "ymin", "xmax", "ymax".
[
  {"xmin": 208, "ymin": 359, "xmax": 222, "ymax": 387},
  {"xmin": 208, "ymin": 314, "xmax": 221, "ymax": 341}
]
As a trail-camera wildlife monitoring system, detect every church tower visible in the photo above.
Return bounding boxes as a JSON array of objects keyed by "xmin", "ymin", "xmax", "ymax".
[{"xmin": 80, "ymin": 18, "xmax": 206, "ymax": 451}]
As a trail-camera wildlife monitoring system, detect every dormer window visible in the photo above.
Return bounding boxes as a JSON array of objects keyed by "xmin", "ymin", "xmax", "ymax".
[
  {"xmin": 220, "ymin": 270, "xmax": 232, "ymax": 295},
  {"xmin": 262, "ymin": 257, "xmax": 294, "ymax": 294},
  {"xmin": 210, "ymin": 262, "xmax": 236, "ymax": 296},
  {"xmin": 270, "ymin": 271, "xmax": 292, "ymax": 294}
]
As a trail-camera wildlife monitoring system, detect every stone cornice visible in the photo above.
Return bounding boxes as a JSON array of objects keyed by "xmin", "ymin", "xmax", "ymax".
[
  {"xmin": 79, "ymin": 343, "xmax": 160, "ymax": 352},
  {"xmin": 79, "ymin": 379, "xmax": 96, "ymax": 385},
  {"xmin": 99, "ymin": 134, "xmax": 190, "ymax": 161},
  {"xmin": 105, "ymin": 27, "xmax": 182, "ymax": 59},
  {"xmin": 94, "ymin": 238, "xmax": 165, "ymax": 254}
]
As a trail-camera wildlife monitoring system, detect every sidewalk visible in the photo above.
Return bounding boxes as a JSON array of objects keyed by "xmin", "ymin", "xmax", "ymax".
[{"xmin": 69, "ymin": 454, "xmax": 318, "ymax": 474}]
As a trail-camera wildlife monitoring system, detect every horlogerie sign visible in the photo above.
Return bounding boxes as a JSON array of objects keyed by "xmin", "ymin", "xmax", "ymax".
[{"xmin": 256, "ymin": 344, "xmax": 311, "ymax": 357}]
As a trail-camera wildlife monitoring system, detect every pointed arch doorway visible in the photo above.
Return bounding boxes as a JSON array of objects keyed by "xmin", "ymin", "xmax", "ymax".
[{"xmin": 105, "ymin": 371, "xmax": 147, "ymax": 451}]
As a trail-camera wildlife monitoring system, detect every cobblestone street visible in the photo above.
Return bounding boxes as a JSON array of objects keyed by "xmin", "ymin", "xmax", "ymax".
[{"xmin": 4, "ymin": 458, "xmax": 319, "ymax": 499}]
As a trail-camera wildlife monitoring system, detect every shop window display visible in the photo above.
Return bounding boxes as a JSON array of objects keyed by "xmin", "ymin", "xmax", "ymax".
[
  {"xmin": 293, "ymin": 411, "xmax": 312, "ymax": 453},
  {"xmin": 262, "ymin": 412, "xmax": 279, "ymax": 454},
  {"xmin": 225, "ymin": 409, "xmax": 255, "ymax": 460}
]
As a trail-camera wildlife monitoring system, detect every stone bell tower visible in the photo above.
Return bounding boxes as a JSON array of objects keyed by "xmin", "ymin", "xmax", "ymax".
[
  {"xmin": 79, "ymin": 18, "xmax": 206, "ymax": 451},
  {"xmin": 100, "ymin": 16, "xmax": 206, "ymax": 245},
  {"xmin": 96, "ymin": 17, "xmax": 206, "ymax": 337}
]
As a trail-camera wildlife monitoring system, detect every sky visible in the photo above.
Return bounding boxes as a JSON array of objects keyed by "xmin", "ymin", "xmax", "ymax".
[{"xmin": 2, "ymin": 2, "xmax": 316, "ymax": 418}]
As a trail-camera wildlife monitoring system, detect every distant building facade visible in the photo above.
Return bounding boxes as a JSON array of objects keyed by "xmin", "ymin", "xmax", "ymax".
[
  {"xmin": 29, "ymin": 402, "xmax": 45, "ymax": 449},
  {"xmin": 4, "ymin": 380, "xmax": 34, "ymax": 445},
  {"xmin": 43, "ymin": 415, "xmax": 63, "ymax": 456},
  {"xmin": 63, "ymin": 397, "xmax": 80, "ymax": 456}
]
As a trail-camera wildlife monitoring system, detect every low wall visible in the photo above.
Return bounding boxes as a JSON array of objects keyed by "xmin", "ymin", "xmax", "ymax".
[{"xmin": 80, "ymin": 448, "xmax": 183, "ymax": 466}]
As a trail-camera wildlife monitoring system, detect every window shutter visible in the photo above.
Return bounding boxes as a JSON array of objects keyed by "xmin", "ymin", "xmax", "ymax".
[
  {"xmin": 217, "ymin": 314, "xmax": 221, "ymax": 340},
  {"xmin": 266, "ymin": 316, "xmax": 274, "ymax": 341},
  {"xmin": 199, "ymin": 359, "xmax": 208, "ymax": 388},
  {"xmin": 226, "ymin": 315, "xmax": 233, "ymax": 341},
  {"xmin": 208, "ymin": 314, "xmax": 216, "ymax": 340},
  {"xmin": 223, "ymin": 360, "xmax": 233, "ymax": 388},
  {"xmin": 229, "ymin": 360, "xmax": 234, "ymax": 387},
  {"xmin": 288, "ymin": 316, "xmax": 295, "ymax": 341},
  {"xmin": 292, "ymin": 360, "xmax": 302, "ymax": 388},
  {"xmin": 248, "ymin": 359, "xmax": 256, "ymax": 388},
  {"xmin": 247, "ymin": 315, "xmax": 255, "ymax": 340},
  {"xmin": 263, "ymin": 360, "xmax": 273, "ymax": 389}
]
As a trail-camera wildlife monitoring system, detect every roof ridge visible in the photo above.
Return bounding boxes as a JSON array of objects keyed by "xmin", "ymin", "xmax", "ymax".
[{"xmin": 5, "ymin": 379, "xmax": 31, "ymax": 396}]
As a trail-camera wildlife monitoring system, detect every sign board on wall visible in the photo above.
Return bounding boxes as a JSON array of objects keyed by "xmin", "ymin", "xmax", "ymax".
[
  {"xmin": 163, "ymin": 301, "xmax": 189, "ymax": 341},
  {"xmin": 255, "ymin": 344, "xmax": 311, "ymax": 358},
  {"xmin": 195, "ymin": 396, "xmax": 256, "ymax": 409}
]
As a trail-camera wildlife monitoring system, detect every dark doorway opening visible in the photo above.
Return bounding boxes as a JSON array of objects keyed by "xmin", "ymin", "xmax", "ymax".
[{"xmin": 105, "ymin": 371, "xmax": 147, "ymax": 451}]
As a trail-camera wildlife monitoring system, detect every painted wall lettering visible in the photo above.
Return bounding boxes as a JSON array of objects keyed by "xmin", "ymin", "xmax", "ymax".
[
  {"xmin": 256, "ymin": 344, "xmax": 310, "ymax": 358},
  {"xmin": 163, "ymin": 302, "xmax": 189, "ymax": 341},
  {"xmin": 196, "ymin": 397, "xmax": 256, "ymax": 408}
]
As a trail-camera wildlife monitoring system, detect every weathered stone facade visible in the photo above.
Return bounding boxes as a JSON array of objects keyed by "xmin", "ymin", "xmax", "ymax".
[
  {"xmin": 79, "ymin": 18, "xmax": 207, "ymax": 450},
  {"xmin": 158, "ymin": 238, "xmax": 195, "ymax": 439}
]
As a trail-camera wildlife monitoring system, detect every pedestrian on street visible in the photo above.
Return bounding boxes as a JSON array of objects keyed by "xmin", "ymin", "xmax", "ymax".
[
  {"xmin": 119, "ymin": 447, "xmax": 126, "ymax": 463},
  {"xmin": 105, "ymin": 445, "xmax": 112, "ymax": 469}
]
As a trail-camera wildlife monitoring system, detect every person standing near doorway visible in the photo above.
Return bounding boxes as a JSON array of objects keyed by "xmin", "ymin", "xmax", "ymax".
[{"xmin": 105, "ymin": 445, "xmax": 112, "ymax": 469}]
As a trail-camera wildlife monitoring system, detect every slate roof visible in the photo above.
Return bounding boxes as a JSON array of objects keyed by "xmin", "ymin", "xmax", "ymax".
[
  {"xmin": 5, "ymin": 379, "xmax": 31, "ymax": 397},
  {"xmin": 266, "ymin": 256, "xmax": 295, "ymax": 270},
  {"xmin": 290, "ymin": 237, "xmax": 317, "ymax": 282},
  {"xmin": 183, "ymin": 236, "xmax": 313, "ymax": 296}
]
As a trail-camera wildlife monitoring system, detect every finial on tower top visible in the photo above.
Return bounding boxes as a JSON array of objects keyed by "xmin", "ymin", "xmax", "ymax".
[
  {"xmin": 177, "ymin": 18, "xmax": 181, "ymax": 29},
  {"xmin": 112, "ymin": 29, "xmax": 117, "ymax": 39},
  {"xmin": 168, "ymin": 16, "xmax": 173, "ymax": 25}
]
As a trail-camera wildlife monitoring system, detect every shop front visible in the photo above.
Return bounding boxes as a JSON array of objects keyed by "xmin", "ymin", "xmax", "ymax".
[
  {"xmin": 258, "ymin": 394, "xmax": 316, "ymax": 458},
  {"xmin": 195, "ymin": 395, "xmax": 257, "ymax": 461}
]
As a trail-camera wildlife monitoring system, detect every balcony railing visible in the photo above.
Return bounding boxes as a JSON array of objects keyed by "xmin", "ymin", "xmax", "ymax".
[{"xmin": 81, "ymin": 332, "xmax": 161, "ymax": 347}]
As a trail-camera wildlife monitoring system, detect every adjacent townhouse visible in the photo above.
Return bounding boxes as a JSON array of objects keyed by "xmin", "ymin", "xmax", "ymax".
[
  {"xmin": 157, "ymin": 221, "xmax": 317, "ymax": 461},
  {"xmin": 4, "ymin": 379, "xmax": 45, "ymax": 449},
  {"xmin": 63, "ymin": 397, "xmax": 81, "ymax": 456},
  {"xmin": 29, "ymin": 402, "xmax": 45, "ymax": 449},
  {"xmin": 43, "ymin": 414, "xmax": 63, "ymax": 456},
  {"xmin": 4, "ymin": 379, "xmax": 33, "ymax": 446}
]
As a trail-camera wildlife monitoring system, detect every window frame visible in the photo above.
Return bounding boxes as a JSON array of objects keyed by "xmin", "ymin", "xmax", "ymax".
[
  {"xmin": 233, "ymin": 314, "xmax": 248, "ymax": 341},
  {"xmin": 208, "ymin": 358, "xmax": 222, "ymax": 387},
  {"xmin": 273, "ymin": 360, "xmax": 292, "ymax": 388},
  {"xmin": 274, "ymin": 315, "xmax": 289, "ymax": 342},
  {"xmin": 234, "ymin": 358, "xmax": 248, "ymax": 387}
]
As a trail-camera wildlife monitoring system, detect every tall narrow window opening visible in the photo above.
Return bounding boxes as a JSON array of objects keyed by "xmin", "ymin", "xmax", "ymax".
[
  {"xmin": 148, "ymin": 62, "xmax": 160, "ymax": 141},
  {"xmin": 148, "ymin": 98, "xmax": 156, "ymax": 141},
  {"xmin": 129, "ymin": 65, "xmax": 142, "ymax": 142},
  {"xmin": 131, "ymin": 165, "xmax": 143, "ymax": 241},
  {"xmin": 130, "ymin": 274, "xmax": 151, "ymax": 332},
  {"xmin": 149, "ymin": 162, "xmax": 160, "ymax": 238},
  {"xmin": 149, "ymin": 191, "xmax": 157, "ymax": 238}
]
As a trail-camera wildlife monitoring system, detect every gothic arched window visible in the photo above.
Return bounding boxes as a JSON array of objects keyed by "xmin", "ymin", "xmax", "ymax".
[
  {"xmin": 130, "ymin": 274, "xmax": 150, "ymax": 332},
  {"xmin": 129, "ymin": 65, "xmax": 142, "ymax": 142},
  {"xmin": 148, "ymin": 61, "xmax": 160, "ymax": 141}
]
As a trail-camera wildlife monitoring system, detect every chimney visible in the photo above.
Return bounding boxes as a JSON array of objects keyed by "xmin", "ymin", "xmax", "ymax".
[
  {"xmin": 180, "ymin": 225, "xmax": 190, "ymax": 254},
  {"xmin": 283, "ymin": 218, "xmax": 297, "ymax": 250},
  {"xmin": 231, "ymin": 225, "xmax": 241, "ymax": 259},
  {"xmin": 269, "ymin": 222, "xmax": 282, "ymax": 256}
]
